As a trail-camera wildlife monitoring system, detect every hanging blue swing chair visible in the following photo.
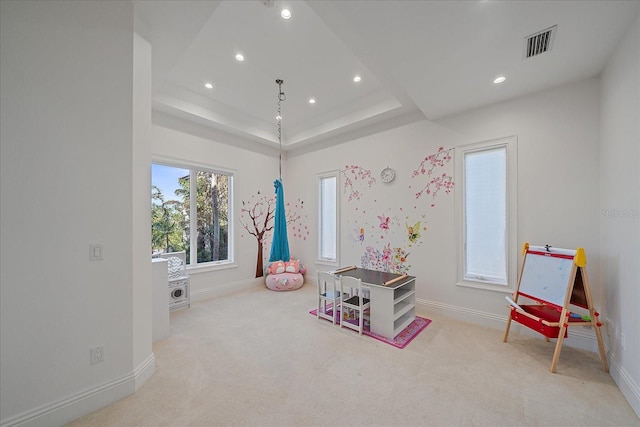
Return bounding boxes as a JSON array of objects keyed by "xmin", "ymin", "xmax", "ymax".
[
  {"xmin": 264, "ymin": 79, "xmax": 303, "ymax": 291},
  {"xmin": 269, "ymin": 178, "xmax": 290, "ymax": 263}
]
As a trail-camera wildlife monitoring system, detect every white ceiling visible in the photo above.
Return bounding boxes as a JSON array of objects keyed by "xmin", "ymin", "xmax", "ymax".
[{"xmin": 133, "ymin": 0, "xmax": 639, "ymax": 153}]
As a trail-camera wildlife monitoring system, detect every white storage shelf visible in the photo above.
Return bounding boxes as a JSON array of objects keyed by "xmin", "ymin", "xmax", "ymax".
[
  {"xmin": 394, "ymin": 300, "xmax": 414, "ymax": 320},
  {"xmin": 394, "ymin": 288, "xmax": 414, "ymax": 305},
  {"xmin": 368, "ymin": 277, "xmax": 416, "ymax": 339},
  {"xmin": 393, "ymin": 282, "xmax": 416, "ymax": 336},
  {"xmin": 394, "ymin": 309, "xmax": 416, "ymax": 337}
]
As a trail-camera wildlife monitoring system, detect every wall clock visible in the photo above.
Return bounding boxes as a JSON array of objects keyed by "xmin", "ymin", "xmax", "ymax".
[{"xmin": 380, "ymin": 166, "xmax": 396, "ymax": 184}]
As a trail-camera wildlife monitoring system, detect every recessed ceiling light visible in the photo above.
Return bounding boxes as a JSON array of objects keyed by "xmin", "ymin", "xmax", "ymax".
[
  {"xmin": 204, "ymin": 82, "xmax": 214, "ymax": 89},
  {"xmin": 281, "ymin": 9, "xmax": 291, "ymax": 19},
  {"xmin": 235, "ymin": 53, "xmax": 245, "ymax": 62},
  {"xmin": 493, "ymin": 76, "xmax": 506, "ymax": 84},
  {"xmin": 308, "ymin": 98, "xmax": 316, "ymax": 104},
  {"xmin": 353, "ymin": 75, "xmax": 362, "ymax": 83}
]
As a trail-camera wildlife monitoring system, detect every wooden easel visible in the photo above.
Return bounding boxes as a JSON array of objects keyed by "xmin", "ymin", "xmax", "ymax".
[{"xmin": 503, "ymin": 243, "xmax": 608, "ymax": 373}]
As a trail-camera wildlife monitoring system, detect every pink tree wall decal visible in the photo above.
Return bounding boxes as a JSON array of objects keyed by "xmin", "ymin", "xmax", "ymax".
[
  {"xmin": 341, "ymin": 165, "xmax": 376, "ymax": 201},
  {"xmin": 240, "ymin": 192, "xmax": 274, "ymax": 278},
  {"xmin": 240, "ymin": 191, "xmax": 306, "ymax": 278},
  {"xmin": 411, "ymin": 146, "xmax": 454, "ymax": 205}
]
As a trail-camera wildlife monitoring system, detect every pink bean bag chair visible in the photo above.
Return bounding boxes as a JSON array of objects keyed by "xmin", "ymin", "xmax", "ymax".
[{"xmin": 265, "ymin": 259, "xmax": 305, "ymax": 291}]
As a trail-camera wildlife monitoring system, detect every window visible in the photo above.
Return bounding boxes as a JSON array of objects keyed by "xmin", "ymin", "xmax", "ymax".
[
  {"xmin": 456, "ymin": 136, "xmax": 517, "ymax": 291},
  {"xmin": 152, "ymin": 162, "xmax": 233, "ymax": 267},
  {"xmin": 318, "ymin": 173, "xmax": 338, "ymax": 262}
]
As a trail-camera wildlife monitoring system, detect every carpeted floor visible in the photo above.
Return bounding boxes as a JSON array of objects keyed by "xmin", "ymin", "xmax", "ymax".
[{"xmin": 68, "ymin": 283, "xmax": 639, "ymax": 427}]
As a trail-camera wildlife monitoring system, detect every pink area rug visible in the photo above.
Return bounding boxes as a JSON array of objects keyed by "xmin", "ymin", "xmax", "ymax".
[{"xmin": 309, "ymin": 307, "xmax": 431, "ymax": 349}]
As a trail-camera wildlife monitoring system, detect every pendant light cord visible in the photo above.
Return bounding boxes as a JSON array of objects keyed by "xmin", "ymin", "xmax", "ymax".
[{"xmin": 276, "ymin": 79, "xmax": 285, "ymax": 181}]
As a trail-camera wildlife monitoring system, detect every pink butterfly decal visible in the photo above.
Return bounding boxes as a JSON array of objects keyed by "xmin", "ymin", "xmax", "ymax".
[{"xmin": 378, "ymin": 215, "xmax": 390, "ymax": 230}]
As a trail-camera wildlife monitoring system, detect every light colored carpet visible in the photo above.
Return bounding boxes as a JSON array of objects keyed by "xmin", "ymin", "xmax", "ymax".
[{"xmin": 68, "ymin": 284, "xmax": 639, "ymax": 427}]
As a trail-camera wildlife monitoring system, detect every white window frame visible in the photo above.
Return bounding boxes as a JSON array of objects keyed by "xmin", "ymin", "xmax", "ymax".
[
  {"xmin": 317, "ymin": 171, "xmax": 339, "ymax": 266},
  {"xmin": 152, "ymin": 158, "xmax": 235, "ymax": 273},
  {"xmin": 456, "ymin": 136, "xmax": 518, "ymax": 292}
]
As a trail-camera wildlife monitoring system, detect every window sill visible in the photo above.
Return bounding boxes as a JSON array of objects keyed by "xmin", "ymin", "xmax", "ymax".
[
  {"xmin": 187, "ymin": 261, "xmax": 237, "ymax": 275},
  {"xmin": 316, "ymin": 259, "xmax": 339, "ymax": 268},
  {"xmin": 456, "ymin": 279, "xmax": 513, "ymax": 294}
]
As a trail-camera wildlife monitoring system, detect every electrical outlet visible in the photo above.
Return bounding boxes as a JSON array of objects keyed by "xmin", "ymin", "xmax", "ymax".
[
  {"xmin": 90, "ymin": 346, "xmax": 104, "ymax": 364},
  {"xmin": 620, "ymin": 333, "xmax": 626, "ymax": 351}
]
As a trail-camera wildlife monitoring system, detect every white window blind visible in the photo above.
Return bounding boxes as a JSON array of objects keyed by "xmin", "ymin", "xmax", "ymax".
[
  {"xmin": 319, "ymin": 175, "xmax": 337, "ymax": 261},
  {"xmin": 464, "ymin": 146, "xmax": 507, "ymax": 284}
]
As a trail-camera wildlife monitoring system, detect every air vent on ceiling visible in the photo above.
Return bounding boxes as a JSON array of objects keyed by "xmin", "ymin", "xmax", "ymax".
[{"xmin": 524, "ymin": 25, "xmax": 557, "ymax": 59}]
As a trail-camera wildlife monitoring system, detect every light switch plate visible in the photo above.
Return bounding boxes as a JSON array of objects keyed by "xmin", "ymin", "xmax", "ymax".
[{"xmin": 90, "ymin": 244, "xmax": 103, "ymax": 261}]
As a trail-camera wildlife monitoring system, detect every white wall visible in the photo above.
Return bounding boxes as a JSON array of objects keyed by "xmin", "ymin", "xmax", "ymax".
[
  {"xmin": 599, "ymin": 11, "xmax": 640, "ymax": 416},
  {"xmin": 0, "ymin": 1, "xmax": 153, "ymax": 425},
  {"xmin": 132, "ymin": 32, "xmax": 155, "ymax": 386},
  {"xmin": 436, "ymin": 78, "xmax": 602, "ymax": 321},
  {"xmin": 288, "ymin": 77, "xmax": 602, "ymax": 342},
  {"xmin": 151, "ymin": 114, "xmax": 282, "ymax": 298}
]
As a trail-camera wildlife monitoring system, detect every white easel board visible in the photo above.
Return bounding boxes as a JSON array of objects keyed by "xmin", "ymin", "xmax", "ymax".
[{"xmin": 518, "ymin": 246, "xmax": 576, "ymax": 308}]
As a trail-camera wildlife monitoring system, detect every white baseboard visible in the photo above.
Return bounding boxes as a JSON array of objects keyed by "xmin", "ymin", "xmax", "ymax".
[
  {"xmin": 416, "ymin": 297, "xmax": 601, "ymax": 352},
  {"xmin": 134, "ymin": 352, "xmax": 156, "ymax": 391},
  {"xmin": 416, "ymin": 297, "xmax": 640, "ymax": 418},
  {"xmin": 190, "ymin": 277, "xmax": 264, "ymax": 301},
  {"xmin": 608, "ymin": 352, "xmax": 640, "ymax": 418},
  {"xmin": 416, "ymin": 297, "xmax": 506, "ymax": 329},
  {"xmin": 1, "ymin": 353, "xmax": 156, "ymax": 427}
]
